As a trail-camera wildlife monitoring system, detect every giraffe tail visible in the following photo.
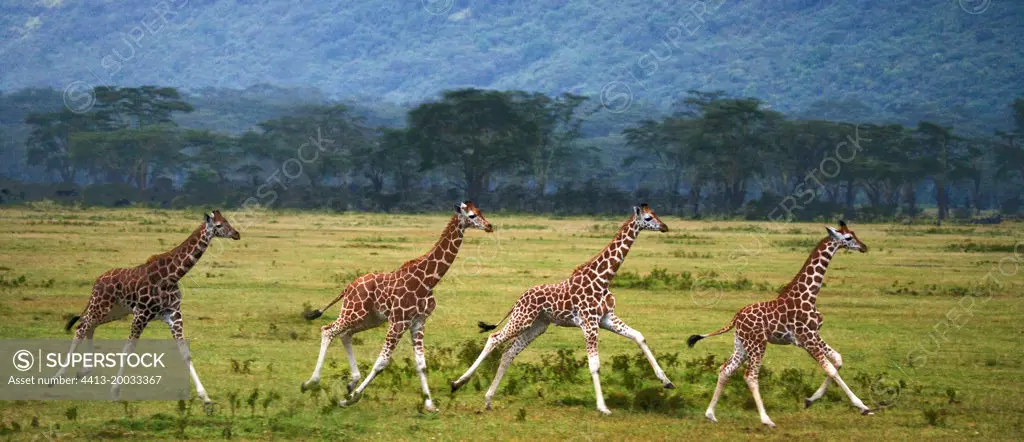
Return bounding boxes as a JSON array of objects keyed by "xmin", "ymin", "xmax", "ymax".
[
  {"xmin": 64, "ymin": 315, "xmax": 81, "ymax": 333},
  {"xmin": 477, "ymin": 306, "xmax": 515, "ymax": 333},
  {"xmin": 687, "ymin": 319, "xmax": 735, "ymax": 348},
  {"xmin": 303, "ymin": 289, "xmax": 348, "ymax": 321}
]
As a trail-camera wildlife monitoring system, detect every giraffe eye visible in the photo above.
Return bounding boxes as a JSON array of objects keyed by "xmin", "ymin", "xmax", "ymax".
[
  {"xmin": 643, "ymin": 215, "xmax": 652, "ymax": 221},
  {"xmin": 215, "ymin": 223, "xmax": 223, "ymax": 228},
  {"xmin": 468, "ymin": 214, "xmax": 477, "ymax": 219}
]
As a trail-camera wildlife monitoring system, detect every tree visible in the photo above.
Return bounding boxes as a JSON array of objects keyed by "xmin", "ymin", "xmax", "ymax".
[
  {"xmin": 92, "ymin": 86, "xmax": 194, "ymax": 129},
  {"xmin": 407, "ymin": 88, "xmax": 539, "ymax": 201},
  {"xmin": 514, "ymin": 92, "xmax": 592, "ymax": 197},
  {"xmin": 349, "ymin": 127, "xmax": 420, "ymax": 201},
  {"xmin": 71, "ymin": 125, "xmax": 183, "ymax": 189},
  {"xmin": 914, "ymin": 121, "xmax": 968, "ymax": 220},
  {"xmin": 250, "ymin": 105, "xmax": 365, "ymax": 189},
  {"xmin": 24, "ymin": 109, "xmax": 103, "ymax": 183},
  {"xmin": 683, "ymin": 92, "xmax": 782, "ymax": 212},
  {"xmin": 623, "ymin": 117, "xmax": 702, "ymax": 213}
]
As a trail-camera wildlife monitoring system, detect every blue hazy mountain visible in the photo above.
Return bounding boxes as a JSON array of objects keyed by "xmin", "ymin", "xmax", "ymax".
[{"xmin": 1, "ymin": 0, "xmax": 1020, "ymax": 132}]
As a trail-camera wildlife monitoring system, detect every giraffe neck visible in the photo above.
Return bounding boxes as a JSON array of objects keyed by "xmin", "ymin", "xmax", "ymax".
[
  {"xmin": 405, "ymin": 214, "xmax": 465, "ymax": 288},
  {"xmin": 154, "ymin": 223, "xmax": 214, "ymax": 283},
  {"xmin": 575, "ymin": 215, "xmax": 640, "ymax": 287},
  {"xmin": 780, "ymin": 238, "xmax": 841, "ymax": 305}
]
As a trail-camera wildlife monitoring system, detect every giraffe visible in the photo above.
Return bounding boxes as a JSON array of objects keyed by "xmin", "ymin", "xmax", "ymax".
[
  {"xmin": 450, "ymin": 203, "xmax": 674, "ymax": 415},
  {"xmin": 300, "ymin": 201, "xmax": 493, "ymax": 412},
  {"xmin": 687, "ymin": 221, "xmax": 872, "ymax": 428},
  {"xmin": 54, "ymin": 210, "xmax": 241, "ymax": 403}
]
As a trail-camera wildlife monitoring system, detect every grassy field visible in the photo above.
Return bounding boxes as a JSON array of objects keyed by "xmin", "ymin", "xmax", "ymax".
[{"xmin": 0, "ymin": 204, "xmax": 1021, "ymax": 441}]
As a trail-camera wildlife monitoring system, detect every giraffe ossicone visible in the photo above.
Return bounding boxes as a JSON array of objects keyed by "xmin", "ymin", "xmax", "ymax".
[
  {"xmin": 450, "ymin": 203, "xmax": 672, "ymax": 415},
  {"xmin": 300, "ymin": 200, "xmax": 494, "ymax": 412},
  {"xmin": 688, "ymin": 220, "xmax": 872, "ymax": 428},
  {"xmin": 55, "ymin": 210, "xmax": 241, "ymax": 403}
]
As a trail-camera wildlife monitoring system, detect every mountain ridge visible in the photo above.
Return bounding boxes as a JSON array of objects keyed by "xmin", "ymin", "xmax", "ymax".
[{"xmin": 1, "ymin": 0, "xmax": 1021, "ymax": 134}]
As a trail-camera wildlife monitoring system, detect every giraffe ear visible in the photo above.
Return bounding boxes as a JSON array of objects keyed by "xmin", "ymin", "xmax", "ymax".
[
  {"xmin": 838, "ymin": 220, "xmax": 848, "ymax": 230},
  {"xmin": 204, "ymin": 212, "xmax": 213, "ymax": 223},
  {"xmin": 633, "ymin": 206, "xmax": 641, "ymax": 215},
  {"xmin": 825, "ymin": 226, "xmax": 843, "ymax": 241}
]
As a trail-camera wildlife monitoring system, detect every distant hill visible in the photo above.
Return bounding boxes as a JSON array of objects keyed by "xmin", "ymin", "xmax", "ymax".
[{"xmin": 2, "ymin": 0, "xmax": 1021, "ymax": 134}]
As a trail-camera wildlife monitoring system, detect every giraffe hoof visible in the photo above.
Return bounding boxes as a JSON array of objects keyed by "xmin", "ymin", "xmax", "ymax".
[
  {"xmin": 424, "ymin": 400, "xmax": 439, "ymax": 413},
  {"xmin": 763, "ymin": 421, "xmax": 777, "ymax": 429},
  {"xmin": 450, "ymin": 381, "xmax": 459, "ymax": 393},
  {"xmin": 664, "ymin": 382, "xmax": 676, "ymax": 389},
  {"xmin": 862, "ymin": 409, "xmax": 874, "ymax": 416},
  {"xmin": 597, "ymin": 408, "xmax": 612, "ymax": 416},
  {"xmin": 704, "ymin": 412, "xmax": 718, "ymax": 423},
  {"xmin": 804, "ymin": 398, "xmax": 813, "ymax": 409}
]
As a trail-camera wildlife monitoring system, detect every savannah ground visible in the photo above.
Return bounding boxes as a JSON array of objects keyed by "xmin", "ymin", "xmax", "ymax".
[{"xmin": 0, "ymin": 204, "xmax": 1021, "ymax": 441}]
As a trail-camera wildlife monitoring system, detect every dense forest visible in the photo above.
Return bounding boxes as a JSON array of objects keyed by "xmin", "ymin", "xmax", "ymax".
[
  {"xmin": 1, "ymin": 0, "xmax": 1020, "ymax": 219},
  {"xmin": 1, "ymin": 84, "xmax": 1021, "ymax": 221}
]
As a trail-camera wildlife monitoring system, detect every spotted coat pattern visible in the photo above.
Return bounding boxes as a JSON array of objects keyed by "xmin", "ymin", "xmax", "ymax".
[
  {"xmin": 450, "ymin": 204, "xmax": 673, "ymax": 415},
  {"xmin": 54, "ymin": 210, "xmax": 241, "ymax": 403},
  {"xmin": 300, "ymin": 201, "xmax": 493, "ymax": 412},
  {"xmin": 688, "ymin": 221, "xmax": 873, "ymax": 427}
]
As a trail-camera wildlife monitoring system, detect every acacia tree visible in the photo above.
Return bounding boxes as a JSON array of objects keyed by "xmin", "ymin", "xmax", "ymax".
[
  {"xmin": 686, "ymin": 92, "xmax": 782, "ymax": 212},
  {"xmin": 514, "ymin": 92, "xmax": 592, "ymax": 197},
  {"xmin": 349, "ymin": 127, "xmax": 421, "ymax": 201},
  {"xmin": 24, "ymin": 109, "xmax": 102, "ymax": 183},
  {"xmin": 915, "ymin": 121, "xmax": 969, "ymax": 220},
  {"xmin": 251, "ymin": 105, "xmax": 365, "ymax": 190},
  {"xmin": 623, "ymin": 117, "xmax": 702, "ymax": 213},
  {"xmin": 407, "ymin": 88, "xmax": 538, "ymax": 201}
]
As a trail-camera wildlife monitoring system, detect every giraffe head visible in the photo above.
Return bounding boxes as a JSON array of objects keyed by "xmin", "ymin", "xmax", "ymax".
[
  {"xmin": 455, "ymin": 201, "xmax": 494, "ymax": 232},
  {"xmin": 633, "ymin": 203, "xmax": 669, "ymax": 232},
  {"xmin": 825, "ymin": 220, "xmax": 866, "ymax": 253},
  {"xmin": 205, "ymin": 210, "xmax": 241, "ymax": 240}
]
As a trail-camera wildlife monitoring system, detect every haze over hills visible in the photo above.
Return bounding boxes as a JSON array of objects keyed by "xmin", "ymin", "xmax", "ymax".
[{"xmin": 2, "ymin": 0, "xmax": 1021, "ymax": 134}]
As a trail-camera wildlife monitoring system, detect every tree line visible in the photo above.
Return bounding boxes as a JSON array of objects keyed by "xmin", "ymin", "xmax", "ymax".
[{"xmin": 1, "ymin": 85, "xmax": 1021, "ymax": 221}]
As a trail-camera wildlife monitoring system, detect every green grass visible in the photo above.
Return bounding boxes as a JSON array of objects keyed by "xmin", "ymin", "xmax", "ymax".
[{"xmin": 0, "ymin": 206, "xmax": 1022, "ymax": 440}]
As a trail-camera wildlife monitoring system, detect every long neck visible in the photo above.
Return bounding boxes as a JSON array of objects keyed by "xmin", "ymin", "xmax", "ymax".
[
  {"xmin": 575, "ymin": 215, "xmax": 640, "ymax": 288},
  {"xmin": 780, "ymin": 238, "xmax": 841, "ymax": 305},
  {"xmin": 406, "ymin": 214, "xmax": 465, "ymax": 288},
  {"xmin": 153, "ymin": 223, "xmax": 214, "ymax": 283}
]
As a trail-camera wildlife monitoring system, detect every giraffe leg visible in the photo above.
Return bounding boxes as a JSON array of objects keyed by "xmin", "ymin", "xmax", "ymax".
[
  {"xmin": 300, "ymin": 310, "xmax": 369, "ymax": 393},
  {"xmin": 580, "ymin": 318, "xmax": 611, "ymax": 415},
  {"xmin": 599, "ymin": 313, "xmax": 674, "ymax": 388},
  {"xmin": 111, "ymin": 312, "xmax": 154, "ymax": 402},
  {"xmin": 162, "ymin": 309, "xmax": 212, "ymax": 404},
  {"xmin": 340, "ymin": 321, "xmax": 407, "ymax": 408},
  {"xmin": 805, "ymin": 343, "xmax": 842, "ymax": 408},
  {"xmin": 705, "ymin": 334, "xmax": 746, "ymax": 423},
  {"xmin": 409, "ymin": 318, "xmax": 438, "ymax": 412},
  {"xmin": 450, "ymin": 306, "xmax": 539, "ymax": 393},
  {"xmin": 341, "ymin": 333, "xmax": 361, "ymax": 394},
  {"xmin": 483, "ymin": 320, "xmax": 548, "ymax": 410},
  {"xmin": 742, "ymin": 340, "xmax": 775, "ymax": 428},
  {"xmin": 74, "ymin": 327, "xmax": 96, "ymax": 378},
  {"xmin": 803, "ymin": 337, "xmax": 872, "ymax": 415},
  {"xmin": 51, "ymin": 319, "xmax": 91, "ymax": 382}
]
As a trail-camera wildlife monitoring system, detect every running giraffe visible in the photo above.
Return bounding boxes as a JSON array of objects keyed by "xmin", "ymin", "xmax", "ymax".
[
  {"xmin": 56, "ymin": 210, "xmax": 241, "ymax": 403},
  {"xmin": 450, "ymin": 203, "xmax": 673, "ymax": 415},
  {"xmin": 300, "ymin": 201, "xmax": 493, "ymax": 412},
  {"xmin": 687, "ymin": 221, "xmax": 873, "ymax": 428}
]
